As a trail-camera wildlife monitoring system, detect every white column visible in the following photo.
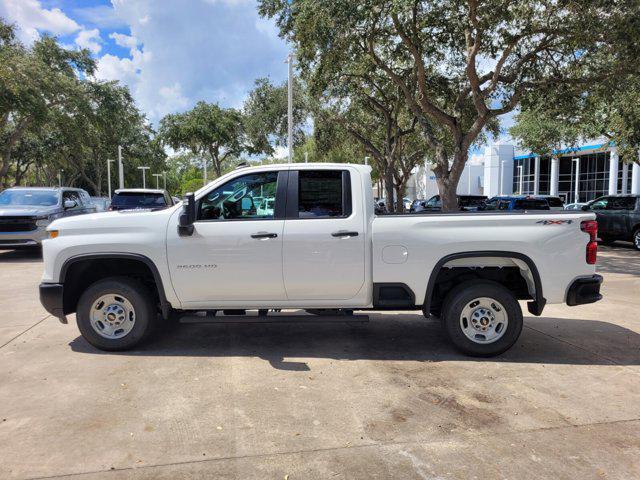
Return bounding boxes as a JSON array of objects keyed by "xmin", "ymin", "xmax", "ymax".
[
  {"xmin": 533, "ymin": 156, "xmax": 540, "ymax": 195},
  {"xmin": 608, "ymin": 148, "xmax": 619, "ymax": 195},
  {"xmin": 573, "ymin": 158, "xmax": 580, "ymax": 203},
  {"xmin": 550, "ymin": 157, "xmax": 559, "ymax": 196},
  {"xmin": 518, "ymin": 165, "xmax": 523, "ymax": 194},
  {"xmin": 621, "ymin": 163, "xmax": 629, "ymax": 194},
  {"xmin": 632, "ymin": 158, "xmax": 640, "ymax": 195}
]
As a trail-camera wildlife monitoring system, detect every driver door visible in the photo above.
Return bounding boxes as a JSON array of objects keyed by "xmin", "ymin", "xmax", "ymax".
[{"xmin": 167, "ymin": 170, "xmax": 288, "ymax": 305}]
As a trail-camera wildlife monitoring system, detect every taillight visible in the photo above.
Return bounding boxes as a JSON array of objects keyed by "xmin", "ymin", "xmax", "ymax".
[{"xmin": 581, "ymin": 220, "xmax": 598, "ymax": 265}]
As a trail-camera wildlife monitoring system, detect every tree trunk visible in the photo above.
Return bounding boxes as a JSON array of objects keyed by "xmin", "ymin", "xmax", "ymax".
[
  {"xmin": 435, "ymin": 150, "xmax": 468, "ymax": 212},
  {"xmin": 394, "ymin": 184, "xmax": 404, "ymax": 213},
  {"xmin": 383, "ymin": 164, "xmax": 395, "ymax": 213}
]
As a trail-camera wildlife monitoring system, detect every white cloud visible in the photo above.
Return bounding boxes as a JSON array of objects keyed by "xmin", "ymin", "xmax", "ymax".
[
  {"xmin": 0, "ymin": 0, "xmax": 80, "ymax": 44},
  {"xmin": 75, "ymin": 28, "xmax": 102, "ymax": 54},
  {"xmin": 72, "ymin": 4, "xmax": 126, "ymax": 29},
  {"xmin": 92, "ymin": 0, "xmax": 289, "ymax": 123},
  {"xmin": 109, "ymin": 32, "xmax": 139, "ymax": 51}
]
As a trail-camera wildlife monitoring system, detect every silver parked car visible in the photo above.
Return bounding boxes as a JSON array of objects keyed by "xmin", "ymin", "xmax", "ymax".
[{"xmin": 0, "ymin": 187, "xmax": 96, "ymax": 248}]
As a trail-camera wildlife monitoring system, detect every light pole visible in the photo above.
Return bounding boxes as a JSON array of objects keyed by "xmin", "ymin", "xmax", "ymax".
[
  {"xmin": 286, "ymin": 52, "xmax": 294, "ymax": 163},
  {"xmin": 573, "ymin": 157, "xmax": 580, "ymax": 203},
  {"xmin": 517, "ymin": 165, "xmax": 523, "ymax": 194},
  {"xmin": 304, "ymin": 151, "xmax": 308, "ymax": 163},
  {"xmin": 364, "ymin": 156, "xmax": 369, "ymax": 165},
  {"xmin": 152, "ymin": 173, "xmax": 162, "ymax": 189},
  {"xmin": 107, "ymin": 159, "xmax": 115, "ymax": 198},
  {"xmin": 203, "ymin": 157, "xmax": 207, "ymax": 185},
  {"xmin": 58, "ymin": 170, "xmax": 63, "ymax": 187},
  {"xmin": 118, "ymin": 145, "xmax": 124, "ymax": 189},
  {"xmin": 138, "ymin": 166, "xmax": 150, "ymax": 189}
]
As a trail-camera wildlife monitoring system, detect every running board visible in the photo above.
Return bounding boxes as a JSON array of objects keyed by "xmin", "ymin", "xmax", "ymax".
[{"xmin": 179, "ymin": 313, "xmax": 369, "ymax": 324}]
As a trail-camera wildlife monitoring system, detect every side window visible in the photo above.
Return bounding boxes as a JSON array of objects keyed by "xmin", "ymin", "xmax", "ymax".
[
  {"xmin": 426, "ymin": 196, "xmax": 439, "ymax": 207},
  {"xmin": 298, "ymin": 170, "xmax": 349, "ymax": 218},
  {"xmin": 606, "ymin": 197, "xmax": 636, "ymax": 210},
  {"xmin": 590, "ymin": 197, "xmax": 608, "ymax": 210},
  {"xmin": 63, "ymin": 191, "xmax": 80, "ymax": 208},
  {"xmin": 198, "ymin": 171, "xmax": 278, "ymax": 221}
]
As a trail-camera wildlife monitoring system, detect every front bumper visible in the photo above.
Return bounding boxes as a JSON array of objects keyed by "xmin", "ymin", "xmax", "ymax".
[
  {"xmin": 39, "ymin": 283, "xmax": 67, "ymax": 323},
  {"xmin": 566, "ymin": 275, "xmax": 603, "ymax": 306},
  {"xmin": 0, "ymin": 227, "xmax": 48, "ymax": 248}
]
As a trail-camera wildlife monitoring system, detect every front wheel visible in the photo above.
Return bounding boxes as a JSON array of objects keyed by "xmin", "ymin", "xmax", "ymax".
[
  {"xmin": 441, "ymin": 281, "xmax": 523, "ymax": 357},
  {"xmin": 76, "ymin": 277, "xmax": 157, "ymax": 351},
  {"xmin": 633, "ymin": 229, "xmax": 640, "ymax": 251}
]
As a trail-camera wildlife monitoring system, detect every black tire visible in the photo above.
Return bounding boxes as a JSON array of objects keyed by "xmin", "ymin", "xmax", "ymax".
[
  {"xmin": 633, "ymin": 229, "xmax": 640, "ymax": 251},
  {"xmin": 76, "ymin": 277, "xmax": 158, "ymax": 351},
  {"xmin": 599, "ymin": 235, "xmax": 615, "ymax": 245},
  {"xmin": 440, "ymin": 280, "xmax": 523, "ymax": 357}
]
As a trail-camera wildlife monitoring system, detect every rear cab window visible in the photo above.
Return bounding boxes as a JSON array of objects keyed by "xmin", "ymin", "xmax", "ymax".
[
  {"xmin": 112, "ymin": 192, "xmax": 167, "ymax": 208},
  {"xmin": 513, "ymin": 199, "xmax": 550, "ymax": 210},
  {"xmin": 295, "ymin": 170, "xmax": 352, "ymax": 218}
]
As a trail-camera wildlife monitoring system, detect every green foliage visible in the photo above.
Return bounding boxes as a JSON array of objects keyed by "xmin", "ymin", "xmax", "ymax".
[
  {"xmin": 158, "ymin": 101, "xmax": 245, "ymax": 178},
  {"xmin": 512, "ymin": 76, "xmax": 640, "ymax": 163},
  {"xmin": 0, "ymin": 19, "xmax": 165, "ymax": 194},
  {"xmin": 243, "ymin": 77, "xmax": 308, "ymax": 156},
  {"xmin": 259, "ymin": 0, "xmax": 640, "ymax": 210}
]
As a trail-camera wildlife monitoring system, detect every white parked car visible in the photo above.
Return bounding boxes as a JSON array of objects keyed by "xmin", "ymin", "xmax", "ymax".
[
  {"xmin": 40, "ymin": 164, "xmax": 602, "ymax": 356},
  {"xmin": 565, "ymin": 202, "xmax": 587, "ymax": 211}
]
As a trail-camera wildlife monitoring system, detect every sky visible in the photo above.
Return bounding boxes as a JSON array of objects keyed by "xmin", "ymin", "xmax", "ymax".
[{"xmin": 0, "ymin": 0, "xmax": 290, "ymax": 124}]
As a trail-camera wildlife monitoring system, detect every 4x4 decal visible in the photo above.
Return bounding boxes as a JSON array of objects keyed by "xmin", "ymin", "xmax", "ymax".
[{"xmin": 536, "ymin": 219, "xmax": 574, "ymax": 225}]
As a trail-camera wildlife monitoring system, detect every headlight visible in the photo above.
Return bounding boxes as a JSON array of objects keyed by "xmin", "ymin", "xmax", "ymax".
[{"xmin": 36, "ymin": 217, "xmax": 51, "ymax": 227}]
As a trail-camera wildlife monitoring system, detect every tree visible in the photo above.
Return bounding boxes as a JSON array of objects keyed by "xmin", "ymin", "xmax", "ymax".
[
  {"xmin": 243, "ymin": 77, "xmax": 308, "ymax": 157},
  {"xmin": 159, "ymin": 102, "xmax": 245, "ymax": 178},
  {"xmin": 512, "ymin": 77, "xmax": 640, "ymax": 164},
  {"xmin": 259, "ymin": 0, "xmax": 640, "ymax": 210},
  {"xmin": 0, "ymin": 20, "xmax": 95, "ymax": 187},
  {"xmin": 313, "ymin": 70, "xmax": 428, "ymax": 212}
]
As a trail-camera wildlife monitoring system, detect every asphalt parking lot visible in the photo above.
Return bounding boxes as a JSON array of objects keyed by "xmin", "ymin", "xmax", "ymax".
[{"xmin": 0, "ymin": 246, "xmax": 639, "ymax": 480}]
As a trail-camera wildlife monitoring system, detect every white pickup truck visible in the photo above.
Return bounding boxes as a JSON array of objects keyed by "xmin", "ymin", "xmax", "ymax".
[{"xmin": 39, "ymin": 163, "xmax": 602, "ymax": 356}]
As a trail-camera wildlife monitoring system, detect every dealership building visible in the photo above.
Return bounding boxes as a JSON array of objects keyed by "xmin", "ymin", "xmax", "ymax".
[{"xmin": 410, "ymin": 140, "xmax": 640, "ymax": 203}]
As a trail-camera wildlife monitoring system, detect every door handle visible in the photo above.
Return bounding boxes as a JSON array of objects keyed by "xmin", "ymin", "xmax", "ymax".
[
  {"xmin": 251, "ymin": 232, "xmax": 278, "ymax": 239},
  {"xmin": 331, "ymin": 230, "xmax": 359, "ymax": 238}
]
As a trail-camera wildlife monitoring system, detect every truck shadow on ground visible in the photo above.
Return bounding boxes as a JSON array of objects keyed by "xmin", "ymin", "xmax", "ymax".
[
  {"xmin": 0, "ymin": 248, "xmax": 42, "ymax": 263},
  {"xmin": 69, "ymin": 315, "xmax": 640, "ymax": 370}
]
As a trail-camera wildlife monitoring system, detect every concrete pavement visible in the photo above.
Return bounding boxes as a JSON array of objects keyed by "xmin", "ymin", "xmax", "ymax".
[{"xmin": 0, "ymin": 246, "xmax": 638, "ymax": 479}]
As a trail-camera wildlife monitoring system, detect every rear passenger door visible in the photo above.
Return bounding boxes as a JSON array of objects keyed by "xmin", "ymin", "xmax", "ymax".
[{"xmin": 282, "ymin": 169, "xmax": 366, "ymax": 301}]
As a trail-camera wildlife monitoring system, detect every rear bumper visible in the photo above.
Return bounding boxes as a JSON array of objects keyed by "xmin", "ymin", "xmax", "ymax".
[
  {"xmin": 566, "ymin": 275, "xmax": 603, "ymax": 306},
  {"xmin": 39, "ymin": 283, "xmax": 67, "ymax": 323}
]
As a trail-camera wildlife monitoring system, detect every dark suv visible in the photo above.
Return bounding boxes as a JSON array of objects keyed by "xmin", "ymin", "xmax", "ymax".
[{"xmin": 583, "ymin": 195, "xmax": 640, "ymax": 250}]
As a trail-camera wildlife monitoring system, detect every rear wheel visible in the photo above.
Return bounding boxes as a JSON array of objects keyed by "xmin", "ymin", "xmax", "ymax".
[
  {"xmin": 441, "ymin": 281, "xmax": 523, "ymax": 357},
  {"xmin": 633, "ymin": 229, "xmax": 640, "ymax": 251},
  {"xmin": 76, "ymin": 277, "xmax": 157, "ymax": 351}
]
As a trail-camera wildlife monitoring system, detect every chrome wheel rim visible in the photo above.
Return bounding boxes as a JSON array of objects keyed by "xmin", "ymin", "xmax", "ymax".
[
  {"xmin": 460, "ymin": 297, "xmax": 508, "ymax": 344},
  {"xmin": 89, "ymin": 294, "xmax": 136, "ymax": 339},
  {"xmin": 635, "ymin": 231, "xmax": 640, "ymax": 249}
]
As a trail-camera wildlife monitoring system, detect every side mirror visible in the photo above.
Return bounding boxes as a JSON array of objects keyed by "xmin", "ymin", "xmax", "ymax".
[
  {"xmin": 178, "ymin": 192, "xmax": 196, "ymax": 236},
  {"xmin": 64, "ymin": 200, "xmax": 77, "ymax": 210}
]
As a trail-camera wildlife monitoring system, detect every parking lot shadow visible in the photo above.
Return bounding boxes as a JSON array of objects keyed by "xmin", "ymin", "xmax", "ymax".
[
  {"xmin": 0, "ymin": 248, "xmax": 42, "ymax": 263},
  {"xmin": 69, "ymin": 315, "xmax": 640, "ymax": 369},
  {"xmin": 597, "ymin": 245, "xmax": 640, "ymax": 276}
]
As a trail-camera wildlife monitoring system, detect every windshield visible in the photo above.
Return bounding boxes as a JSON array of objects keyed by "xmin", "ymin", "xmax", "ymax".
[
  {"xmin": 111, "ymin": 192, "xmax": 166, "ymax": 208},
  {"xmin": 0, "ymin": 189, "xmax": 59, "ymax": 207}
]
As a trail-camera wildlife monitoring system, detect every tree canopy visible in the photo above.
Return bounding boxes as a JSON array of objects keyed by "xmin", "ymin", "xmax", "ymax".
[{"xmin": 260, "ymin": 0, "xmax": 640, "ymax": 210}]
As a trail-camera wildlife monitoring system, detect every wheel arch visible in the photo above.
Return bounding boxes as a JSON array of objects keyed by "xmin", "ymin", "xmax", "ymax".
[
  {"xmin": 60, "ymin": 253, "xmax": 171, "ymax": 319},
  {"xmin": 424, "ymin": 251, "xmax": 546, "ymax": 317}
]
